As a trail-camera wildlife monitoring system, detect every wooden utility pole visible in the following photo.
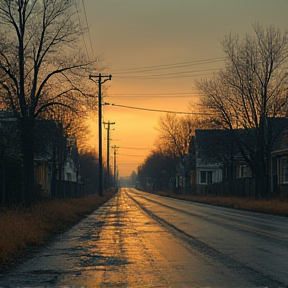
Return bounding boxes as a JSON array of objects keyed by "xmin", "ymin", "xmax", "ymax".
[
  {"xmin": 89, "ymin": 73, "xmax": 112, "ymax": 196},
  {"xmin": 111, "ymin": 145, "xmax": 119, "ymax": 188},
  {"xmin": 103, "ymin": 121, "xmax": 115, "ymax": 190}
]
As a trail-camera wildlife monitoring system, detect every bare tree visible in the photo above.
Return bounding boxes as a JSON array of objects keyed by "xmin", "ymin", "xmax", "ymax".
[
  {"xmin": 197, "ymin": 24, "xmax": 288, "ymax": 197},
  {"xmin": 155, "ymin": 112, "xmax": 219, "ymax": 156},
  {"xmin": 155, "ymin": 113, "xmax": 201, "ymax": 193},
  {"xmin": 137, "ymin": 150, "xmax": 176, "ymax": 191},
  {"xmin": 0, "ymin": 0, "xmax": 98, "ymax": 204},
  {"xmin": 155, "ymin": 113, "xmax": 194, "ymax": 158}
]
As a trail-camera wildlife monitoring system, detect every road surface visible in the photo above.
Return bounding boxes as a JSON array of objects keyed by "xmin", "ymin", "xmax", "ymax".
[{"xmin": 0, "ymin": 188, "xmax": 287, "ymax": 287}]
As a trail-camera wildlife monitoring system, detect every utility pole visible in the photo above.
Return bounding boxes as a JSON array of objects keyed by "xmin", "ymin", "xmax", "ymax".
[
  {"xmin": 111, "ymin": 145, "xmax": 119, "ymax": 188},
  {"xmin": 103, "ymin": 121, "xmax": 115, "ymax": 190},
  {"xmin": 89, "ymin": 73, "xmax": 112, "ymax": 196}
]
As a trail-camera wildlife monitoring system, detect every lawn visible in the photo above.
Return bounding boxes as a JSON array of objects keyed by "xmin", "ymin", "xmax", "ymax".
[{"xmin": 154, "ymin": 191, "xmax": 288, "ymax": 217}]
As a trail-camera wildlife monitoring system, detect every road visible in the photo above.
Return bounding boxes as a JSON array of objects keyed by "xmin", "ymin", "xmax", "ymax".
[{"xmin": 0, "ymin": 188, "xmax": 288, "ymax": 287}]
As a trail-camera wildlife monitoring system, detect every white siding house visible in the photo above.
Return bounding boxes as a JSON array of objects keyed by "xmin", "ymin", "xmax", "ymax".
[{"xmin": 63, "ymin": 157, "xmax": 78, "ymax": 182}]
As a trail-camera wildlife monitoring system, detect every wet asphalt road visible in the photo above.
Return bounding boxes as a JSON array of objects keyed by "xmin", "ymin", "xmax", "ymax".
[{"xmin": 0, "ymin": 188, "xmax": 288, "ymax": 287}]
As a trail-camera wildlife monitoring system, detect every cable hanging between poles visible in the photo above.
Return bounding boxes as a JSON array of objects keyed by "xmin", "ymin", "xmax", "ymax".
[{"xmin": 104, "ymin": 102, "xmax": 212, "ymax": 116}]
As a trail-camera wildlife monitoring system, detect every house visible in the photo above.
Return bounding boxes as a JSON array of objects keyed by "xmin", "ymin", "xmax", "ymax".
[
  {"xmin": 188, "ymin": 129, "xmax": 255, "ymax": 196},
  {"xmin": 271, "ymin": 128, "xmax": 288, "ymax": 198},
  {"xmin": 190, "ymin": 118, "xmax": 288, "ymax": 197},
  {"xmin": 34, "ymin": 157, "xmax": 51, "ymax": 197},
  {"xmin": 33, "ymin": 120, "xmax": 59, "ymax": 197},
  {"xmin": 0, "ymin": 112, "xmax": 68, "ymax": 203},
  {"xmin": 0, "ymin": 111, "xmax": 23, "ymax": 204},
  {"xmin": 194, "ymin": 129, "xmax": 236, "ymax": 190},
  {"xmin": 190, "ymin": 129, "xmax": 259, "ymax": 196},
  {"xmin": 174, "ymin": 145, "xmax": 196, "ymax": 194},
  {"xmin": 173, "ymin": 130, "xmax": 232, "ymax": 194},
  {"xmin": 63, "ymin": 156, "xmax": 78, "ymax": 182}
]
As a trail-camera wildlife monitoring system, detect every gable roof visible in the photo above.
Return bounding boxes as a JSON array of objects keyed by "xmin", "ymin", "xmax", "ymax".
[
  {"xmin": 195, "ymin": 129, "xmax": 238, "ymax": 165},
  {"xmin": 194, "ymin": 117, "xmax": 288, "ymax": 166},
  {"xmin": 0, "ymin": 113, "xmax": 65, "ymax": 161}
]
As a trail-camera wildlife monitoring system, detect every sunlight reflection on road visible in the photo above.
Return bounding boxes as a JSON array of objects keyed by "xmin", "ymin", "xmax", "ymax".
[
  {"xmin": 58, "ymin": 188, "xmax": 253, "ymax": 287},
  {"xmin": 0, "ymin": 188, "xmax": 268, "ymax": 287}
]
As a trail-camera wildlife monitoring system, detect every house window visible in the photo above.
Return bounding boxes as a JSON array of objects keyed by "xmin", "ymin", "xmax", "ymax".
[
  {"xmin": 281, "ymin": 158, "xmax": 288, "ymax": 184},
  {"xmin": 66, "ymin": 173, "xmax": 71, "ymax": 181},
  {"xmin": 239, "ymin": 165, "xmax": 252, "ymax": 178},
  {"xmin": 200, "ymin": 171, "xmax": 213, "ymax": 184},
  {"xmin": 207, "ymin": 171, "xmax": 212, "ymax": 184},
  {"xmin": 200, "ymin": 171, "xmax": 206, "ymax": 183}
]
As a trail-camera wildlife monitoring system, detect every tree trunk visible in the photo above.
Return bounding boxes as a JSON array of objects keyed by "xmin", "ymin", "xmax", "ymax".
[
  {"xmin": 0, "ymin": 153, "xmax": 5, "ymax": 206},
  {"xmin": 21, "ymin": 117, "xmax": 35, "ymax": 206},
  {"xmin": 254, "ymin": 149, "xmax": 270, "ymax": 198}
]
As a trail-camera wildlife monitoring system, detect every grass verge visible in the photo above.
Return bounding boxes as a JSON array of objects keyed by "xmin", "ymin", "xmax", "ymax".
[
  {"xmin": 0, "ymin": 190, "xmax": 116, "ymax": 271},
  {"xmin": 154, "ymin": 191, "xmax": 288, "ymax": 217}
]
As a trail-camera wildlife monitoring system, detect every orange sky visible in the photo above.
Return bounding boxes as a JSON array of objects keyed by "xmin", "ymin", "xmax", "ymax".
[{"xmin": 81, "ymin": 0, "xmax": 288, "ymax": 177}]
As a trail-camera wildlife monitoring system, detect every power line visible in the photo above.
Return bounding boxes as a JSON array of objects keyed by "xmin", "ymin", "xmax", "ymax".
[
  {"xmin": 75, "ymin": 2, "xmax": 89, "ymax": 60},
  {"xmin": 109, "ymin": 92, "xmax": 198, "ymax": 96},
  {"xmin": 106, "ymin": 92, "xmax": 204, "ymax": 98},
  {"xmin": 113, "ymin": 71, "xmax": 220, "ymax": 80},
  {"xmin": 109, "ymin": 95, "xmax": 195, "ymax": 99},
  {"xmin": 111, "ymin": 57, "xmax": 225, "ymax": 74},
  {"xmin": 101, "ymin": 57, "xmax": 225, "ymax": 81},
  {"xmin": 118, "ymin": 163, "xmax": 140, "ymax": 166},
  {"xmin": 104, "ymin": 102, "xmax": 212, "ymax": 115},
  {"xmin": 114, "ymin": 67, "xmax": 219, "ymax": 77},
  {"xmin": 82, "ymin": 0, "xmax": 95, "ymax": 57},
  {"xmin": 113, "ymin": 69, "xmax": 221, "ymax": 80},
  {"xmin": 119, "ymin": 154, "xmax": 146, "ymax": 157},
  {"xmin": 120, "ymin": 146, "xmax": 151, "ymax": 150},
  {"xmin": 114, "ymin": 73, "xmax": 212, "ymax": 80}
]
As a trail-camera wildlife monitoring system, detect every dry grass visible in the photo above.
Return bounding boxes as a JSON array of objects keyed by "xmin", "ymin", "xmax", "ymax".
[
  {"xmin": 155, "ymin": 191, "xmax": 288, "ymax": 217},
  {"xmin": 0, "ymin": 191, "xmax": 116, "ymax": 268},
  {"xmin": 1, "ymin": 189, "xmax": 287, "ymax": 271}
]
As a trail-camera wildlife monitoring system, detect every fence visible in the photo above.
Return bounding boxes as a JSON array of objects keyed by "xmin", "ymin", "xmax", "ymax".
[
  {"xmin": 52, "ymin": 180, "xmax": 97, "ymax": 199},
  {"xmin": 196, "ymin": 177, "xmax": 256, "ymax": 197}
]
